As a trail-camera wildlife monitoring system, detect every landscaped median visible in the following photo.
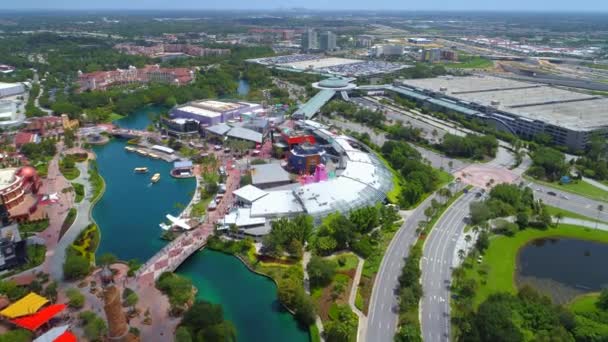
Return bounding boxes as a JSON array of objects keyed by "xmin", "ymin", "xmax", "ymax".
[{"xmin": 394, "ymin": 186, "xmax": 468, "ymax": 340}]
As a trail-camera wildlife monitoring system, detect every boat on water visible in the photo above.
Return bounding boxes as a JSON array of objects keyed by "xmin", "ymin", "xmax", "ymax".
[
  {"xmin": 134, "ymin": 167, "xmax": 148, "ymax": 173},
  {"xmin": 136, "ymin": 149, "xmax": 149, "ymax": 156},
  {"xmin": 148, "ymin": 153, "xmax": 160, "ymax": 159},
  {"xmin": 151, "ymin": 173, "xmax": 161, "ymax": 183},
  {"xmin": 125, "ymin": 146, "xmax": 136, "ymax": 152}
]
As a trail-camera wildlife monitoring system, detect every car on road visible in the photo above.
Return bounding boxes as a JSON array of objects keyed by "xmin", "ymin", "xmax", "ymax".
[
  {"xmin": 547, "ymin": 191, "xmax": 557, "ymax": 196},
  {"xmin": 561, "ymin": 194, "xmax": 569, "ymax": 200}
]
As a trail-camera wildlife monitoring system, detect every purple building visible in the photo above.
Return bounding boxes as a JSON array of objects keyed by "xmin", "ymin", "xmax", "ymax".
[{"xmin": 169, "ymin": 100, "xmax": 263, "ymax": 126}]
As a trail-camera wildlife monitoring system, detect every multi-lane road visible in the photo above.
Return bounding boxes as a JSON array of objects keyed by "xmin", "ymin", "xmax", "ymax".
[
  {"xmin": 420, "ymin": 191, "xmax": 477, "ymax": 342},
  {"xmin": 351, "ymin": 94, "xmax": 607, "ymax": 342},
  {"xmin": 366, "ymin": 193, "xmax": 443, "ymax": 342}
]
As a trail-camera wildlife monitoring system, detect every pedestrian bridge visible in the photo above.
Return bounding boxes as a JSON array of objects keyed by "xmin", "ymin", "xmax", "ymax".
[{"xmin": 134, "ymin": 224, "xmax": 214, "ymax": 284}]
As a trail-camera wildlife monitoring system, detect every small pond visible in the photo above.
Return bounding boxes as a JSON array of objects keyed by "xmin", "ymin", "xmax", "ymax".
[{"xmin": 517, "ymin": 238, "xmax": 608, "ymax": 303}]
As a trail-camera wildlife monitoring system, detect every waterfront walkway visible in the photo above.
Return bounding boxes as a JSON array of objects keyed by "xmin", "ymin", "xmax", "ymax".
[{"xmin": 134, "ymin": 159, "xmax": 241, "ymax": 284}]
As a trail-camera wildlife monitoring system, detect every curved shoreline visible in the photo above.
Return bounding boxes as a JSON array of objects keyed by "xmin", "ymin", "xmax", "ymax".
[
  {"xmin": 203, "ymin": 248, "xmax": 298, "ymax": 316},
  {"xmin": 474, "ymin": 224, "xmax": 608, "ymax": 305}
]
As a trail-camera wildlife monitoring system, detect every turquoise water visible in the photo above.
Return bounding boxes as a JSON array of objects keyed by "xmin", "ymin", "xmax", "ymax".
[
  {"xmin": 237, "ymin": 79, "xmax": 250, "ymax": 96},
  {"xmin": 178, "ymin": 250, "xmax": 310, "ymax": 342},
  {"xmin": 93, "ymin": 106, "xmax": 309, "ymax": 341}
]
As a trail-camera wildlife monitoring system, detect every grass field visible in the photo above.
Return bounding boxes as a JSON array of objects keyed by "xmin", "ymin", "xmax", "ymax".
[
  {"xmin": 108, "ymin": 112, "xmax": 125, "ymax": 122},
  {"xmin": 443, "ymin": 57, "xmax": 493, "ymax": 69},
  {"xmin": 467, "ymin": 224, "xmax": 608, "ymax": 306},
  {"xmin": 545, "ymin": 205, "xmax": 606, "ymax": 223},
  {"xmin": 569, "ymin": 293, "xmax": 600, "ymax": 313},
  {"xmin": 331, "ymin": 252, "xmax": 359, "ymax": 272},
  {"xmin": 585, "ymin": 63, "xmax": 608, "ymax": 70}
]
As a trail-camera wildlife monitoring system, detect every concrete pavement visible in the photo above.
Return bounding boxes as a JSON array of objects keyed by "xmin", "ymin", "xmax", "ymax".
[
  {"xmin": 49, "ymin": 161, "xmax": 94, "ymax": 280},
  {"xmin": 366, "ymin": 192, "xmax": 446, "ymax": 342},
  {"xmin": 421, "ymin": 191, "xmax": 477, "ymax": 342}
]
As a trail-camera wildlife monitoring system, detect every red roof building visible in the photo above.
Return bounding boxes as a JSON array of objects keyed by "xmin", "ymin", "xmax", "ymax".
[
  {"xmin": 14, "ymin": 132, "xmax": 39, "ymax": 148},
  {"xmin": 78, "ymin": 64, "xmax": 196, "ymax": 92}
]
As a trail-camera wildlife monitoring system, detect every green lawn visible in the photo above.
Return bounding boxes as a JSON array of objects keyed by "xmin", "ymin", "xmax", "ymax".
[
  {"xmin": 569, "ymin": 293, "xmax": 600, "ymax": 313},
  {"xmin": 375, "ymin": 152, "xmax": 402, "ymax": 204},
  {"xmin": 529, "ymin": 177, "xmax": 608, "ymax": 202},
  {"xmin": 330, "ymin": 252, "xmax": 359, "ymax": 272},
  {"xmin": 109, "ymin": 112, "xmax": 125, "ymax": 122},
  {"xmin": 584, "ymin": 63, "xmax": 608, "ymax": 70},
  {"xmin": 468, "ymin": 224, "xmax": 608, "ymax": 306},
  {"xmin": 545, "ymin": 205, "xmax": 606, "ymax": 223},
  {"xmin": 443, "ymin": 57, "xmax": 493, "ymax": 69},
  {"xmin": 72, "ymin": 182, "xmax": 85, "ymax": 203}
]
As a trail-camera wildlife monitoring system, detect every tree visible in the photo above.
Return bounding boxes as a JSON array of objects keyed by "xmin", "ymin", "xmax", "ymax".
[
  {"xmin": 0, "ymin": 329, "xmax": 32, "ymax": 342},
  {"xmin": 307, "ymin": 256, "xmax": 337, "ymax": 288},
  {"xmin": 554, "ymin": 212, "xmax": 564, "ymax": 227},
  {"xmin": 63, "ymin": 248, "xmax": 91, "ymax": 280},
  {"xmin": 125, "ymin": 291, "xmax": 138, "ymax": 313},
  {"xmin": 79, "ymin": 311, "xmax": 108, "ymax": 342},
  {"xmin": 43, "ymin": 281, "xmax": 58, "ymax": 302},
  {"xmin": 175, "ymin": 327, "xmax": 192, "ymax": 342},
  {"xmin": 98, "ymin": 253, "xmax": 117, "ymax": 266},
  {"xmin": 598, "ymin": 288, "xmax": 608, "ymax": 311},
  {"xmin": 458, "ymin": 249, "xmax": 466, "ymax": 261},
  {"xmin": 476, "ymin": 231, "xmax": 490, "ymax": 253},
  {"xmin": 179, "ymin": 300, "xmax": 236, "ymax": 342},
  {"xmin": 474, "ymin": 295, "xmax": 523, "ymax": 342},
  {"xmin": 424, "ymin": 206, "xmax": 435, "ymax": 223},
  {"xmin": 66, "ymin": 288, "xmax": 85, "ymax": 308}
]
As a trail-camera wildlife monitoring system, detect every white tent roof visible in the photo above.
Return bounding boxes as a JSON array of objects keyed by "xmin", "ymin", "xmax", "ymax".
[
  {"xmin": 233, "ymin": 185, "xmax": 268, "ymax": 203},
  {"xmin": 34, "ymin": 325, "xmax": 69, "ymax": 342}
]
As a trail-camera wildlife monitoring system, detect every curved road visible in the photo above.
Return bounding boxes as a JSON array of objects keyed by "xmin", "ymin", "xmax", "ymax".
[
  {"xmin": 420, "ymin": 191, "xmax": 477, "ymax": 342},
  {"xmin": 366, "ymin": 193, "xmax": 441, "ymax": 342}
]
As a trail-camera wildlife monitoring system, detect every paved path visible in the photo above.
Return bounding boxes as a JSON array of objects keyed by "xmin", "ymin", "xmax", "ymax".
[
  {"xmin": 560, "ymin": 217, "xmax": 608, "ymax": 231},
  {"xmin": 348, "ymin": 256, "xmax": 367, "ymax": 342},
  {"xmin": 301, "ymin": 251, "xmax": 325, "ymax": 341},
  {"xmin": 421, "ymin": 191, "xmax": 477, "ymax": 342},
  {"xmin": 49, "ymin": 161, "xmax": 94, "ymax": 280},
  {"xmin": 9, "ymin": 154, "xmax": 72, "ymax": 283},
  {"xmin": 583, "ymin": 177, "xmax": 608, "ymax": 192}
]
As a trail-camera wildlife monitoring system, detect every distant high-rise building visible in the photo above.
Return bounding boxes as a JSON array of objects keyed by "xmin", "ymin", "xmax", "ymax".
[
  {"xmin": 422, "ymin": 48, "xmax": 441, "ymax": 63},
  {"xmin": 301, "ymin": 29, "xmax": 318, "ymax": 52},
  {"xmin": 440, "ymin": 49, "xmax": 458, "ymax": 61},
  {"xmin": 319, "ymin": 31, "xmax": 337, "ymax": 51},
  {"xmin": 356, "ymin": 35, "xmax": 374, "ymax": 48},
  {"xmin": 372, "ymin": 44, "xmax": 404, "ymax": 57}
]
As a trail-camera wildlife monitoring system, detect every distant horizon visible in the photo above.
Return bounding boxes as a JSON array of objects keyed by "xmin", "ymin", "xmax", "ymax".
[
  {"xmin": 1, "ymin": 0, "xmax": 607, "ymax": 13},
  {"xmin": 2, "ymin": 8, "xmax": 608, "ymax": 13}
]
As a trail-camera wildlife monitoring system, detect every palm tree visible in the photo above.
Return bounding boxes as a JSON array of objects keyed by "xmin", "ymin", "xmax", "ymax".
[
  {"xmin": 458, "ymin": 249, "xmax": 466, "ymax": 261},
  {"xmin": 555, "ymin": 212, "xmax": 564, "ymax": 227},
  {"xmin": 472, "ymin": 226, "xmax": 480, "ymax": 234},
  {"xmin": 465, "ymin": 234, "xmax": 472, "ymax": 246}
]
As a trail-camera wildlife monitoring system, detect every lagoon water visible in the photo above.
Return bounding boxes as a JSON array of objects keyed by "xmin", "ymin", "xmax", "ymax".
[
  {"xmin": 517, "ymin": 238, "xmax": 608, "ymax": 301},
  {"xmin": 92, "ymin": 106, "xmax": 309, "ymax": 341}
]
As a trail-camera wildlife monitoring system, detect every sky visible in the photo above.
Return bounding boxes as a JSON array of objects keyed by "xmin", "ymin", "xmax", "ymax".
[{"xmin": 1, "ymin": 0, "xmax": 607, "ymax": 12}]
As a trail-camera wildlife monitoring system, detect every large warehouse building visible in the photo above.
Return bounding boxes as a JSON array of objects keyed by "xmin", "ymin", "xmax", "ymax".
[
  {"xmin": 169, "ymin": 100, "xmax": 263, "ymax": 126},
  {"xmin": 393, "ymin": 75, "xmax": 608, "ymax": 151}
]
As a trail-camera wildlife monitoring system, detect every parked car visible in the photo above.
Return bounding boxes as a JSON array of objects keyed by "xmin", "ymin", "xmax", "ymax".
[{"xmin": 547, "ymin": 191, "xmax": 557, "ymax": 196}]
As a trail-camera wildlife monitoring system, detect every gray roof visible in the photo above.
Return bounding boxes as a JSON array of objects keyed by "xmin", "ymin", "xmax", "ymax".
[
  {"xmin": 293, "ymin": 89, "xmax": 336, "ymax": 119},
  {"xmin": 227, "ymin": 126, "xmax": 263, "ymax": 143},
  {"xmin": 205, "ymin": 123, "xmax": 232, "ymax": 136},
  {"xmin": 251, "ymin": 163, "xmax": 291, "ymax": 185}
]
